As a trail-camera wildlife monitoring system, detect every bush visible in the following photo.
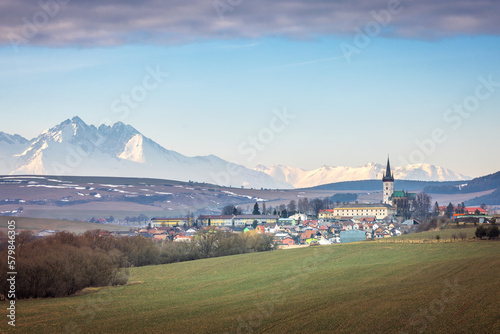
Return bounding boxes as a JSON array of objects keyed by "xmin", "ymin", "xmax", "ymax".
[
  {"xmin": 487, "ymin": 225, "xmax": 499, "ymax": 240},
  {"xmin": 475, "ymin": 225, "xmax": 487, "ymax": 239}
]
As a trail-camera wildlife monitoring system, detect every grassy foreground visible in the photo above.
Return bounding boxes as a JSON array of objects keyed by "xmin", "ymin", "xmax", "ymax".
[{"xmin": 3, "ymin": 241, "xmax": 500, "ymax": 333}]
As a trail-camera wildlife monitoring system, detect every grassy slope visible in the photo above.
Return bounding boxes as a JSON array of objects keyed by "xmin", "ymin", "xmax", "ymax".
[
  {"xmin": 4, "ymin": 241, "xmax": 500, "ymax": 333},
  {"xmin": 0, "ymin": 216, "xmax": 132, "ymax": 234}
]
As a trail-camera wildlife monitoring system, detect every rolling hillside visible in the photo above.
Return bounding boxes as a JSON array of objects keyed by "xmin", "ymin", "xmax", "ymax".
[{"xmin": 7, "ymin": 241, "xmax": 500, "ymax": 333}]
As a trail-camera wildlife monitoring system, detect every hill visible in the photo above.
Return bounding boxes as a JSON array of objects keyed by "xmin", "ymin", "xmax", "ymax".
[
  {"xmin": 305, "ymin": 179, "xmax": 465, "ymax": 191},
  {"xmin": 8, "ymin": 241, "xmax": 500, "ymax": 333},
  {"xmin": 424, "ymin": 171, "xmax": 500, "ymax": 194},
  {"xmin": 0, "ymin": 216, "xmax": 132, "ymax": 234}
]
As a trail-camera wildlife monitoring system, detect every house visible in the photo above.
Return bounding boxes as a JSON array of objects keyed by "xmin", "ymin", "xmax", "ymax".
[
  {"xmin": 233, "ymin": 215, "xmax": 279, "ymax": 226},
  {"xmin": 318, "ymin": 209, "xmax": 335, "ymax": 220},
  {"xmin": 153, "ymin": 234, "xmax": 169, "ymax": 241},
  {"xmin": 263, "ymin": 223, "xmax": 278, "ymax": 234},
  {"xmin": 282, "ymin": 237, "xmax": 295, "ymax": 246},
  {"xmin": 255, "ymin": 225, "xmax": 266, "ymax": 234},
  {"xmin": 305, "ymin": 238, "xmax": 319, "ymax": 245},
  {"xmin": 289, "ymin": 213, "xmax": 308, "ymax": 222},
  {"xmin": 464, "ymin": 207, "xmax": 488, "ymax": 215},
  {"xmin": 174, "ymin": 234, "xmax": 193, "ymax": 242},
  {"xmin": 401, "ymin": 219, "xmax": 420, "ymax": 226},
  {"xmin": 151, "ymin": 217, "xmax": 187, "ymax": 227},
  {"xmin": 278, "ymin": 218, "xmax": 296, "ymax": 225}
]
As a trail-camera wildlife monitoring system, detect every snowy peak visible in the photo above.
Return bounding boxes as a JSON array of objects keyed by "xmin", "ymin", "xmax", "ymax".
[
  {"xmin": 394, "ymin": 164, "xmax": 469, "ymax": 182},
  {"xmin": 0, "ymin": 132, "xmax": 29, "ymax": 145},
  {"xmin": 118, "ymin": 134, "xmax": 146, "ymax": 163}
]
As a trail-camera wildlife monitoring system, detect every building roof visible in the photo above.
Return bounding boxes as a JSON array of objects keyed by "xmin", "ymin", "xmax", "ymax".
[
  {"xmin": 335, "ymin": 203, "xmax": 395, "ymax": 209},
  {"xmin": 392, "ymin": 191, "xmax": 406, "ymax": 198},
  {"xmin": 392, "ymin": 191, "xmax": 417, "ymax": 199},
  {"xmin": 198, "ymin": 215, "xmax": 233, "ymax": 220},
  {"xmin": 234, "ymin": 215, "xmax": 279, "ymax": 219}
]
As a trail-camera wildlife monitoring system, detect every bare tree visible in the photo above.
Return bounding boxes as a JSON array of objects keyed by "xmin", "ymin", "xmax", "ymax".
[
  {"xmin": 298, "ymin": 197, "xmax": 309, "ymax": 213},
  {"xmin": 414, "ymin": 192, "xmax": 431, "ymax": 221},
  {"xmin": 310, "ymin": 198, "xmax": 325, "ymax": 215}
]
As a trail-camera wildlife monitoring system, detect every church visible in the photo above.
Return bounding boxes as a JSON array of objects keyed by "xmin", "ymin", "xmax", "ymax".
[{"xmin": 382, "ymin": 157, "xmax": 417, "ymax": 218}]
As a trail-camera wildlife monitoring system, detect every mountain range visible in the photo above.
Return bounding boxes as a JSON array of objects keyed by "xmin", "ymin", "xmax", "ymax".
[
  {"xmin": 255, "ymin": 163, "xmax": 470, "ymax": 188},
  {"xmin": 0, "ymin": 117, "xmax": 470, "ymax": 188}
]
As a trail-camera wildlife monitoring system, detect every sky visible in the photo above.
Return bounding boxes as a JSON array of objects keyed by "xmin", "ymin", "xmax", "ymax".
[{"xmin": 1, "ymin": 0, "xmax": 499, "ymax": 178}]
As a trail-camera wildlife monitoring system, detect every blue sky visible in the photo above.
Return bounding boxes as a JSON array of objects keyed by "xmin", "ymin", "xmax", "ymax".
[{"xmin": 1, "ymin": 0, "xmax": 500, "ymax": 178}]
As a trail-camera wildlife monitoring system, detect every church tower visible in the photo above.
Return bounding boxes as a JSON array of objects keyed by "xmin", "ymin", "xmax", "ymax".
[{"xmin": 382, "ymin": 156, "xmax": 394, "ymax": 205}]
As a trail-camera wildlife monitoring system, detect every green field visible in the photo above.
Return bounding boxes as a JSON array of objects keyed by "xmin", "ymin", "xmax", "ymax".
[
  {"xmin": 381, "ymin": 228, "xmax": 478, "ymax": 242},
  {"xmin": 3, "ymin": 241, "xmax": 500, "ymax": 333}
]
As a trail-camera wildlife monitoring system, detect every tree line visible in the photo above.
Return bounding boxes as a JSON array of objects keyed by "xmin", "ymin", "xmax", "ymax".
[{"xmin": 0, "ymin": 229, "xmax": 275, "ymax": 300}]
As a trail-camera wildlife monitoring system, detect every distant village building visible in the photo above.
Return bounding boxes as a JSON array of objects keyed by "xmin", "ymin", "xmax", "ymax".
[
  {"xmin": 197, "ymin": 215, "xmax": 279, "ymax": 227},
  {"xmin": 150, "ymin": 218, "xmax": 187, "ymax": 227},
  {"xmin": 333, "ymin": 203, "xmax": 396, "ymax": 220},
  {"xmin": 318, "ymin": 209, "xmax": 335, "ymax": 220},
  {"xmin": 197, "ymin": 215, "xmax": 233, "ymax": 227}
]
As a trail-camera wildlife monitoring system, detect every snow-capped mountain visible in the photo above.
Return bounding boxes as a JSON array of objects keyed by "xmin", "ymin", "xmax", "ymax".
[
  {"xmin": 2, "ymin": 117, "xmax": 291, "ymax": 189},
  {"xmin": 255, "ymin": 163, "xmax": 470, "ymax": 188},
  {"xmin": 0, "ymin": 131, "xmax": 30, "ymax": 172}
]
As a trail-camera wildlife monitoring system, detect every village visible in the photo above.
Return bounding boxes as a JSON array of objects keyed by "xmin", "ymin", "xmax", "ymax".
[{"xmin": 33, "ymin": 158, "xmax": 492, "ymax": 246}]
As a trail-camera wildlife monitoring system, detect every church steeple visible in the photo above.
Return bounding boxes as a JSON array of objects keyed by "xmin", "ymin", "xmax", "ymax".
[
  {"xmin": 382, "ymin": 156, "xmax": 394, "ymax": 205},
  {"xmin": 383, "ymin": 156, "xmax": 394, "ymax": 182}
]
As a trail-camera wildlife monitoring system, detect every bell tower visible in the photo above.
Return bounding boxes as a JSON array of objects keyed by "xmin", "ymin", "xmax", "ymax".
[{"xmin": 382, "ymin": 156, "xmax": 394, "ymax": 205}]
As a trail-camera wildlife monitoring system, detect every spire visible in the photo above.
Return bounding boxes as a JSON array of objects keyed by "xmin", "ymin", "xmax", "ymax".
[
  {"xmin": 385, "ymin": 156, "xmax": 391, "ymax": 178},
  {"xmin": 383, "ymin": 156, "xmax": 394, "ymax": 182}
]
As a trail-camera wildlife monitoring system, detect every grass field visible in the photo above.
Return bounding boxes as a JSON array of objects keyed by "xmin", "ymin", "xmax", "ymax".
[
  {"xmin": 0, "ymin": 216, "xmax": 132, "ymax": 234},
  {"xmin": 379, "ymin": 228, "xmax": 478, "ymax": 242},
  {"xmin": 3, "ymin": 240, "xmax": 500, "ymax": 333}
]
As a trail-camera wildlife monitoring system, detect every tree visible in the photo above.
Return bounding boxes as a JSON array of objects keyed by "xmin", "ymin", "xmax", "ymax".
[
  {"xmin": 309, "ymin": 198, "xmax": 324, "ymax": 215},
  {"xmin": 475, "ymin": 225, "xmax": 487, "ymax": 239},
  {"xmin": 480, "ymin": 203, "xmax": 487, "ymax": 210},
  {"xmin": 323, "ymin": 198, "xmax": 334, "ymax": 210},
  {"xmin": 233, "ymin": 206, "xmax": 242, "ymax": 215},
  {"xmin": 252, "ymin": 202, "xmax": 260, "ymax": 215},
  {"xmin": 262, "ymin": 202, "xmax": 267, "ymax": 215},
  {"xmin": 458, "ymin": 232, "xmax": 467, "ymax": 241},
  {"xmin": 487, "ymin": 225, "xmax": 499, "ymax": 240},
  {"xmin": 298, "ymin": 197, "xmax": 309, "ymax": 213},
  {"xmin": 252, "ymin": 220, "xmax": 258, "ymax": 229},
  {"xmin": 287, "ymin": 200, "xmax": 296, "ymax": 214},
  {"xmin": 414, "ymin": 193, "xmax": 431, "ymax": 221},
  {"xmin": 432, "ymin": 201, "xmax": 440, "ymax": 217},
  {"xmin": 445, "ymin": 203, "xmax": 455, "ymax": 218},
  {"xmin": 222, "ymin": 205, "xmax": 241, "ymax": 215}
]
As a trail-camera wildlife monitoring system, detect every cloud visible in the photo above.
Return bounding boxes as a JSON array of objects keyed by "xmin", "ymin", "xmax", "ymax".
[{"xmin": 1, "ymin": 0, "xmax": 499, "ymax": 48}]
